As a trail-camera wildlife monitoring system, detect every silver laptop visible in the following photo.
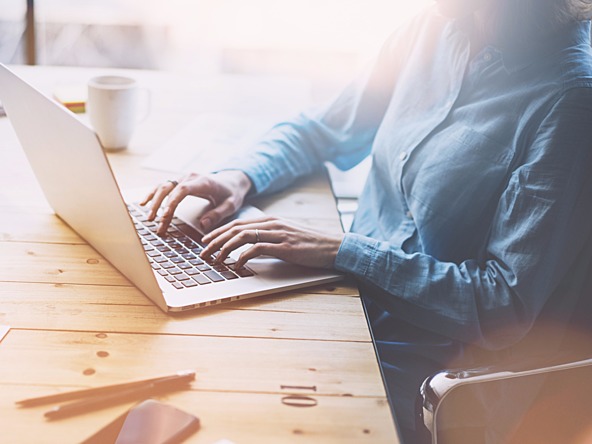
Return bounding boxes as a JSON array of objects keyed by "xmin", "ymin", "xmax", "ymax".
[{"xmin": 0, "ymin": 64, "xmax": 342, "ymax": 313}]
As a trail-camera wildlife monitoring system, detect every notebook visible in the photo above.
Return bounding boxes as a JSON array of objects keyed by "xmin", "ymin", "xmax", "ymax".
[{"xmin": 0, "ymin": 64, "xmax": 343, "ymax": 312}]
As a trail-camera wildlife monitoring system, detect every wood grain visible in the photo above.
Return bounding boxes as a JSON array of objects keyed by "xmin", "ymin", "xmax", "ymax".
[
  {"xmin": 0, "ymin": 283, "xmax": 370, "ymax": 342},
  {"xmin": 0, "ymin": 66, "xmax": 396, "ymax": 443},
  {"xmin": 0, "ymin": 385, "xmax": 398, "ymax": 444},
  {"xmin": 0, "ymin": 330, "xmax": 384, "ymax": 397}
]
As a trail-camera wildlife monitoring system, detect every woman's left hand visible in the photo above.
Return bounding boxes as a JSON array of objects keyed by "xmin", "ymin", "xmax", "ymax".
[{"xmin": 200, "ymin": 216, "xmax": 344, "ymax": 270}]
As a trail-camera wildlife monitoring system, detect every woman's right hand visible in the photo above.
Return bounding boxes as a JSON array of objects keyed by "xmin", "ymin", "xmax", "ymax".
[{"xmin": 140, "ymin": 170, "xmax": 253, "ymax": 236}]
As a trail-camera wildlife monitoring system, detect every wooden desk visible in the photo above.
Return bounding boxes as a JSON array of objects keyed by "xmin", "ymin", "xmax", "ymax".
[{"xmin": 0, "ymin": 66, "xmax": 398, "ymax": 443}]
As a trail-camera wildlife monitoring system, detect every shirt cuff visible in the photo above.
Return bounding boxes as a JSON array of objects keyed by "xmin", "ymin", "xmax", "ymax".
[
  {"xmin": 334, "ymin": 232, "xmax": 380, "ymax": 277},
  {"xmin": 213, "ymin": 156, "xmax": 275, "ymax": 197}
]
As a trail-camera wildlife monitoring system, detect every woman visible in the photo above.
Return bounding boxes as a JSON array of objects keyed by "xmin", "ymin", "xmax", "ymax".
[{"xmin": 143, "ymin": 0, "xmax": 592, "ymax": 441}]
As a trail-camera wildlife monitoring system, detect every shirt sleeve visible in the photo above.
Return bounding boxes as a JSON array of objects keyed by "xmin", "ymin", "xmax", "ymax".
[
  {"xmin": 218, "ymin": 14, "xmax": 428, "ymax": 196},
  {"xmin": 335, "ymin": 87, "xmax": 592, "ymax": 350}
]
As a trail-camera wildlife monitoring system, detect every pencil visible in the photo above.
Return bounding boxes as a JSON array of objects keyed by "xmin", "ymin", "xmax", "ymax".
[
  {"xmin": 16, "ymin": 369, "xmax": 195, "ymax": 408},
  {"xmin": 43, "ymin": 374, "xmax": 195, "ymax": 420}
]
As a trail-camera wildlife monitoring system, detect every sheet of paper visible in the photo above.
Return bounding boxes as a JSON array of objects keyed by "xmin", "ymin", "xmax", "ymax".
[
  {"xmin": 142, "ymin": 111, "xmax": 371, "ymax": 200},
  {"xmin": 0, "ymin": 325, "xmax": 10, "ymax": 343},
  {"xmin": 141, "ymin": 112, "xmax": 283, "ymax": 174}
]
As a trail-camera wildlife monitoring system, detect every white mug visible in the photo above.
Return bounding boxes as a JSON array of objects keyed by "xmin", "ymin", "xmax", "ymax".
[{"xmin": 87, "ymin": 75, "xmax": 149, "ymax": 151}]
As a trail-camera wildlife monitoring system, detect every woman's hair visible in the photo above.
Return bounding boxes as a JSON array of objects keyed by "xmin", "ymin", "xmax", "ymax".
[
  {"xmin": 563, "ymin": 0, "xmax": 592, "ymax": 20},
  {"xmin": 516, "ymin": 0, "xmax": 592, "ymax": 29},
  {"xmin": 495, "ymin": 0, "xmax": 591, "ymax": 45}
]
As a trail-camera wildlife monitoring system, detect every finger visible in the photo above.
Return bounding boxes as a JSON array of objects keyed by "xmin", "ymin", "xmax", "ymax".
[
  {"xmin": 201, "ymin": 219, "xmax": 277, "ymax": 258},
  {"xmin": 202, "ymin": 216, "xmax": 273, "ymax": 244},
  {"xmin": 139, "ymin": 188, "xmax": 157, "ymax": 206},
  {"xmin": 156, "ymin": 175, "xmax": 223, "ymax": 236},
  {"xmin": 235, "ymin": 243, "xmax": 283, "ymax": 270},
  {"xmin": 214, "ymin": 229, "xmax": 284, "ymax": 264},
  {"xmin": 200, "ymin": 229, "xmax": 257, "ymax": 261},
  {"xmin": 156, "ymin": 184, "xmax": 193, "ymax": 236},
  {"xmin": 199, "ymin": 198, "xmax": 239, "ymax": 233},
  {"xmin": 147, "ymin": 183, "xmax": 176, "ymax": 221}
]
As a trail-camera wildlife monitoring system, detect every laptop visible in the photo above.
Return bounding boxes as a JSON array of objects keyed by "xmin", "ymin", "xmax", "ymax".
[{"xmin": 0, "ymin": 64, "xmax": 343, "ymax": 313}]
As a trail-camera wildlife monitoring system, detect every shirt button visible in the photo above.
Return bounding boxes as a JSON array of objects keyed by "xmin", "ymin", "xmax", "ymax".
[
  {"xmin": 406, "ymin": 211, "xmax": 413, "ymax": 220},
  {"xmin": 399, "ymin": 152, "xmax": 408, "ymax": 161},
  {"xmin": 483, "ymin": 51, "xmax": 492, "ymax": 62}
]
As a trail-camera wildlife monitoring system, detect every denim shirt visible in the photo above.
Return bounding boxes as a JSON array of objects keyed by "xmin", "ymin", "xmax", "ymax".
[{"xmin": 221, "ymin": 7, "xmax": 592, "ymax": 430}]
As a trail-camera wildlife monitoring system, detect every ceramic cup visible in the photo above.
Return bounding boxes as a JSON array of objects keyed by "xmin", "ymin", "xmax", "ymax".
[{"xmin": 87, "ymin": 75, "xmax": 149, "ymax": 151}]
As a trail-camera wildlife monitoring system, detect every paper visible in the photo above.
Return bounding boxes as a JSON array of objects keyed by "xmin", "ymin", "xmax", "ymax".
[
  {"xmin": 142, "ymin": 112, "xmax": 283, "ymax": 174},
  {"xmin": 143, "ymin": 111, "xmax": 371, "ymax": 201},
  {"xmin": 0, "ymin": 325, "xmax": 10, "ymax": 343}
]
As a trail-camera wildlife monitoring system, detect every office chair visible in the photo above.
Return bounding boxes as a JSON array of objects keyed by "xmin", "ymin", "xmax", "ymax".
[
  {"xmin": 421, "ymin": 354, "xmax": 592, "ymax": 443},
  {"xmin": 419, "ymin": 220, "xmax": 592, "ymax": 444}
]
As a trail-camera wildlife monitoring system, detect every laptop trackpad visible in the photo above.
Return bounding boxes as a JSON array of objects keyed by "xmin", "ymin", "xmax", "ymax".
[{"xmin": 175, "ymin": 196, "xmax": 265, "ymax": 235}]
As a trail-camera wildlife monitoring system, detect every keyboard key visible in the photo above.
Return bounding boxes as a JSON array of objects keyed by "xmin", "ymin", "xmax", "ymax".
[
  {"xmin": 130, "ymin": 204, "xmax": 252, "ymax": 290},
  {"xmin": 235, "ymin": 267, "xmax": 255, "ymax": 277},
  {"xmin": 189, "ymin": 259, "xmax": 204, "ymax": 266},
  {"xmin": 192, "ymin": 274, "xmax": 211, "ymax": 285},
  {"xmin": 172, "ymin": 243, "xmax": 185, "ymax": 252},
  {"xmin": 220, "ymin": 271, "xmax": 238, "ymax": 280},
  {"xmin": 204, "ymin": 270, "xmax": 224, "ymax": 282}
]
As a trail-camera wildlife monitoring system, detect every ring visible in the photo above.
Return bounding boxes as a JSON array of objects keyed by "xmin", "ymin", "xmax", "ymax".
[
  {"xmin": 255, "ymin": 229, "xmax": 260, "ymax": 244},
  {"xmin": 167, "ymin": 180, "xmax": 178, "ymax": 187}
]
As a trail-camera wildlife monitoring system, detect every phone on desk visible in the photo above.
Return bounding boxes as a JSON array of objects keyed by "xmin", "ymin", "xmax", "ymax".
[{"xmin": 81, "ymin": 400, "xmax": 200, "ymax": 444}]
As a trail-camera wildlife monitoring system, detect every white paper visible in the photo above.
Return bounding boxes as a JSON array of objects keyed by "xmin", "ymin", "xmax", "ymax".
[
  {"xmin": 142, "ymin": 112, "xmax": 284, "ymax": 174},
  {"xmin": 0, "ymin": 325, "xmax": 10, "ymax": 343}
]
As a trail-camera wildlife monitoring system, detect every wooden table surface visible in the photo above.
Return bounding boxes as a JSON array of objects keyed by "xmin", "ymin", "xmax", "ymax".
[{"xmin": 0, "ymin": 66, "xmax": 398, "ymax": 443}]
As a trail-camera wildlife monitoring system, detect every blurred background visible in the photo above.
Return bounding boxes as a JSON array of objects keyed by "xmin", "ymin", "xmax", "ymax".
[
  {"xmin": 1, "ymin": 0, "xmax": 430, "ymax": 92},
  {"xmin": 1, "ymin": 0, "xmax": 431, "ymax": 228}
]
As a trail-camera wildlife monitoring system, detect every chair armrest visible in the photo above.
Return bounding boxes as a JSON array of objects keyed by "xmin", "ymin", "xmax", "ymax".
[{"xmin": 421, "ymin": 357, "xmax": 592, "ymax": 439}]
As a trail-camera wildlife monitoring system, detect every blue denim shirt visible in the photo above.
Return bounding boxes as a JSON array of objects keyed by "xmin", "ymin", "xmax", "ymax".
[{"xmin": 222, "ymin": 8, "xmax": 592, "ymax": 430}]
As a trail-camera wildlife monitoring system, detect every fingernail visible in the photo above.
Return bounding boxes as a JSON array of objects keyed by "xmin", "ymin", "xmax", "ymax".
[{"xmin": 201, "ymin": 217, "xmax": 211, "ymax": 232}]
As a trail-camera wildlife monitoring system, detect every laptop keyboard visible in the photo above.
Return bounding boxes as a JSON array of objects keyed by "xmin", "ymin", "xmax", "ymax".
[{"xmin": 127, "ymin": 203, "xmax": 254, "ymax": 290}]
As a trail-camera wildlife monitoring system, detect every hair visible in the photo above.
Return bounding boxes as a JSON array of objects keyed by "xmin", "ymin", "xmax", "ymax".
[
  {"xmin": 507, "ymin": 0, "xmax": 592, "ymax": 31},
  {"xmin": 563, "ymin": 0, "xmax": 592, "ymax": 20},
  {"xmin": 492, "ymin": 0, "xmax": 592, "ymax": 46}
]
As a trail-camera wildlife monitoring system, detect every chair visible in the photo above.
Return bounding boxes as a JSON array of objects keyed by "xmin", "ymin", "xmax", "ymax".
[
  {"xmin": 420, "ymin": 355, "xmax": 592, "ymax": 443},
  {"xmin": 420, "ymin": 225, "xmax": 592, "ymax": 443}
]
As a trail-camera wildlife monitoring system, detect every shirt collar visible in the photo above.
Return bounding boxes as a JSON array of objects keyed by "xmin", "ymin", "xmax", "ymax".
[
  {"xmin": 451, "ymin": 16, "xmax": 591, "ymax": 74},
  {"xmin": 499, "ymin": 20, "xmax": 592, "ymax": 73}
]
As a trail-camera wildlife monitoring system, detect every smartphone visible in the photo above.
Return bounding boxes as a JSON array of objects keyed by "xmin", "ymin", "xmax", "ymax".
[{"xmin": 81, "ymin": 399, "xmax": 200, "ymax": 444}]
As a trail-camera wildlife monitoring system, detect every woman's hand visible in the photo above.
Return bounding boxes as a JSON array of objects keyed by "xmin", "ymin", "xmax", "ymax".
[
  {"xmin": 140, "ymin": 170, "xmax": 252, "ymax": 236},
  {"xmin": 200, "ymin": 216, "xmax": 344, "ymax": 270}
]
